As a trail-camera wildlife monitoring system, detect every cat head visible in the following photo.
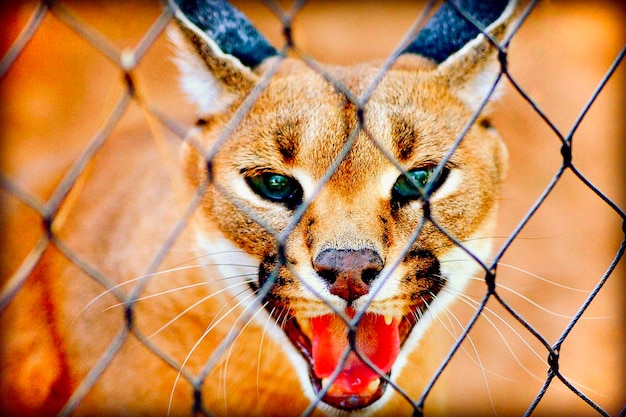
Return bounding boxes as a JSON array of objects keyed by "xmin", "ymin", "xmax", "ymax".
[{"xmin": 170, "ymin": 0, "xmax": 517, "ymax": 412}]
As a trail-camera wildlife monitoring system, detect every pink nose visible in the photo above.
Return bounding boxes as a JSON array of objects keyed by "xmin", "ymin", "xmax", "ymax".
[{"xmin": 313, "ymin": 248, "xmax": 384, "ymax": 304}]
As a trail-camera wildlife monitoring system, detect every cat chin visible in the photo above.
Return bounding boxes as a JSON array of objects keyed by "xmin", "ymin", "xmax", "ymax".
[{"xmin": 315, "ymin": 396, "xmax": 390, "ymax": 417}]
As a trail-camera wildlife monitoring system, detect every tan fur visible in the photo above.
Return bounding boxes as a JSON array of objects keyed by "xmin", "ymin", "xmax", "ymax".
[{"xmin": 0, "ymin": 3, "xmax": 519, "ymax": 416}]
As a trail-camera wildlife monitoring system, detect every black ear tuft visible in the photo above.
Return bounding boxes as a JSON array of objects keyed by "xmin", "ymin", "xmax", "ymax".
[
  {"xmin": 173, "ymin": 0, "xmax": 278, "ymax": 68},
  {"xmin": 404, "ymin": 0, "xmax": 509, "ymax": 63}
]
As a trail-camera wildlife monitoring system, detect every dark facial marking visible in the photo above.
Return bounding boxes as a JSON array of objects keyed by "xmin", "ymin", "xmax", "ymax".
[
  {"xmin": 274, "ymin": 119, "xmax": 300, "ymax": 164},
  {"xmin": 390, "ymin": 115, "xmax": 417, "ymax": 162}
]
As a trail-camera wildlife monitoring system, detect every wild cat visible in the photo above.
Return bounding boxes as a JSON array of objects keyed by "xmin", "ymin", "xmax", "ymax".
[{"xmin": 0, "ymin": 0, "xmax": 519, "ymax": 416}]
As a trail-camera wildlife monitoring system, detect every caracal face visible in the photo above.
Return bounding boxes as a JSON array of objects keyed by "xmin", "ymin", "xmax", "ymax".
[{"xmin": 172, "ymin": 0, "xmax": 516, "ymax": 412}]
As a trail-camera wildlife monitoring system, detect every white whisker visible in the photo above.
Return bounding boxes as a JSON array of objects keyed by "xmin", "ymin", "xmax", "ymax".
[
  {"xmin": 430, "ymin": 292, "xmax": 512, "ymax": 378},
  {"xmin": 257, "ymin": 306, "xmax": 276, "ymax": 403},
  {"xmin": 222, "ymin": 300, "xmax": 268, "ymax": 411},
  {"xmin": 102, "ymin": 273, "xmax": 256, "ymax": 313},
  {"xmin": 442, "ymin": 285, "xmax": 549, "ymax": 372},
  {"xmin": 428, "ymin": 292, "xmax": 500, "ymax": 416},
  {"xmin": 440, "ymin": 258, "xmax": 591, "ymax": 293},
  {"xmin": 493, "ymin": 261, "xmax": 590, "ymax": 292},
  {"xmin": 167, "ymin": 289, "xmax": 259, "ymax": 417},
  {"xmin": 77, "ymin": 264, "xmax": 204, "ymax": 320},
  {"xmin": 439, "ymin": 281, "xmax": 608, "ymax": 401},
  {"xmin": 76, "ymin": 257, "xmax": 256, "ymax": 319},
  {"xmin": 466, "ymin": 276, "xmax": 596, "ymax": 320},
  {"xmin": 149, "ymin": 278, "xmax": 254, "ymax": 339},
  {"xmin": 458, "ymin": 284, "xmax": 611, "ymax": 400}
]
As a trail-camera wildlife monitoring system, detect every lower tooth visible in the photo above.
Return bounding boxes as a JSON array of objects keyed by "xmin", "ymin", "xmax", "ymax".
[
  {"xmin": 321, "ymin": 378, "xmax": 331, "ymax": 390},
  {"xmin": 298, "ymin": 318, "xmax": 312, "ymax": 338},
  {"xmin": 366, "ymin": 379, "xmax": 381, "ymax": 393}
]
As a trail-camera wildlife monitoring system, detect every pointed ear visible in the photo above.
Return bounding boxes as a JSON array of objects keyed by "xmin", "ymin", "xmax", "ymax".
[
  {"xmin": 437, "ymin": 1, "xmax": 518, "ymax": 111},
  {"xmin": 406, "ymin": 0, "xmax": 519, "ymax": 112},
  {"xmin": 168, "ymin": 0, "xmax": 278, "ymax": 116}
]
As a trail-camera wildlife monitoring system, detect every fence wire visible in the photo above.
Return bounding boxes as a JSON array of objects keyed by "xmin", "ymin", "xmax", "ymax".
[{"xmin": 1, "ymin": 1, "xmax": 625, "ymax": 416}]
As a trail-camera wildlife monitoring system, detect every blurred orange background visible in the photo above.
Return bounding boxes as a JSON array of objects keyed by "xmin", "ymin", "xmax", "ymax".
[{"xmin": 1, "ymin": 1, "xmax": 624, "ymax": 415}]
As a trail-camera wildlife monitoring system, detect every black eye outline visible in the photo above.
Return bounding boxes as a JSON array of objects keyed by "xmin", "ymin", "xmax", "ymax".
[
  {"xmin": 245, "ymin": 172, "xmax": 303, "ymax": 209},
  {"xmin": 392, "ymin": 166, "xmax": 450, "ymax": 203}
]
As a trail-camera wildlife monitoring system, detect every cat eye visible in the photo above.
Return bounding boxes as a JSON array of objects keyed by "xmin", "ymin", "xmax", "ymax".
[
  {"xmin": 246, "ymin": 172, "xmax": 303, "ymax": 208},
  {"xmin": 392, "ymin": 166, "xmax": 450, "ymax": 201}
]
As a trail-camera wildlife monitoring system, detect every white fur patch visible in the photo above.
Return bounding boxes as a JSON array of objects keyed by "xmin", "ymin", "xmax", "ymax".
[
  {"xmin": 195, "ymin": 229, "xmax": 259, "ymax": 297},
  {"xmin": 291, "ymin": 168, "xmax": 316, "ymax": 201},
  {"xmin": 169, "ymin": 28, "xmax": 240, "ymax": 115},
  {"xmin": 378, "ymin": 167, "xmax": 403, "ymax": 199},
  {"xmin": 459, "ymin": 68, "xmax": 504, "ymax": 112},
  {"xmin": 432, "ymin": 168, "xmax": 462, "ymax": 201}
]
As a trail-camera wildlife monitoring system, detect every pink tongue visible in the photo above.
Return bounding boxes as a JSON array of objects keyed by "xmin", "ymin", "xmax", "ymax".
[{"xmin": 311, "ymin": 310, "xmax": 400, "ymax": 396}]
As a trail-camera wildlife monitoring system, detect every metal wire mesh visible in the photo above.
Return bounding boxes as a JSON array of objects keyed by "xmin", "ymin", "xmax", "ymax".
[{"xmin": 1, "ymin": 1, "xmax": 625, "ymax": 416}]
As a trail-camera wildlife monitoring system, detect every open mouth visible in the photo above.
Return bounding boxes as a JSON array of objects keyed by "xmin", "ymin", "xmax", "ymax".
[{"xmin": 279, "ymin": 305, "xmax": 426, "ymax": 410}]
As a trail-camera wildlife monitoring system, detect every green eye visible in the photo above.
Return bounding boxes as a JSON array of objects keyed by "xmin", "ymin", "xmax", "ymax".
[
  {"xmin": 392, "ymin": 167, "xmax": 449, "ymax": 201},
  {"xmin": 246, "ymin": 172, "xmax": 303, "ymax": 208}
]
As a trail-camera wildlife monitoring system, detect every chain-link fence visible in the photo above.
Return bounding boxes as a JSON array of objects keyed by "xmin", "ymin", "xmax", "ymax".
[{"xmin": 1, "ymin": 1, "xmax": 625, "ymax": 416}]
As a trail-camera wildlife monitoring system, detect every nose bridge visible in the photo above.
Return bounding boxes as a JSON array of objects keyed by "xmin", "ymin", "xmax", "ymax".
[{"xmin": 310, "ymin": 188, "xmax": 383, "ymax": 255}]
